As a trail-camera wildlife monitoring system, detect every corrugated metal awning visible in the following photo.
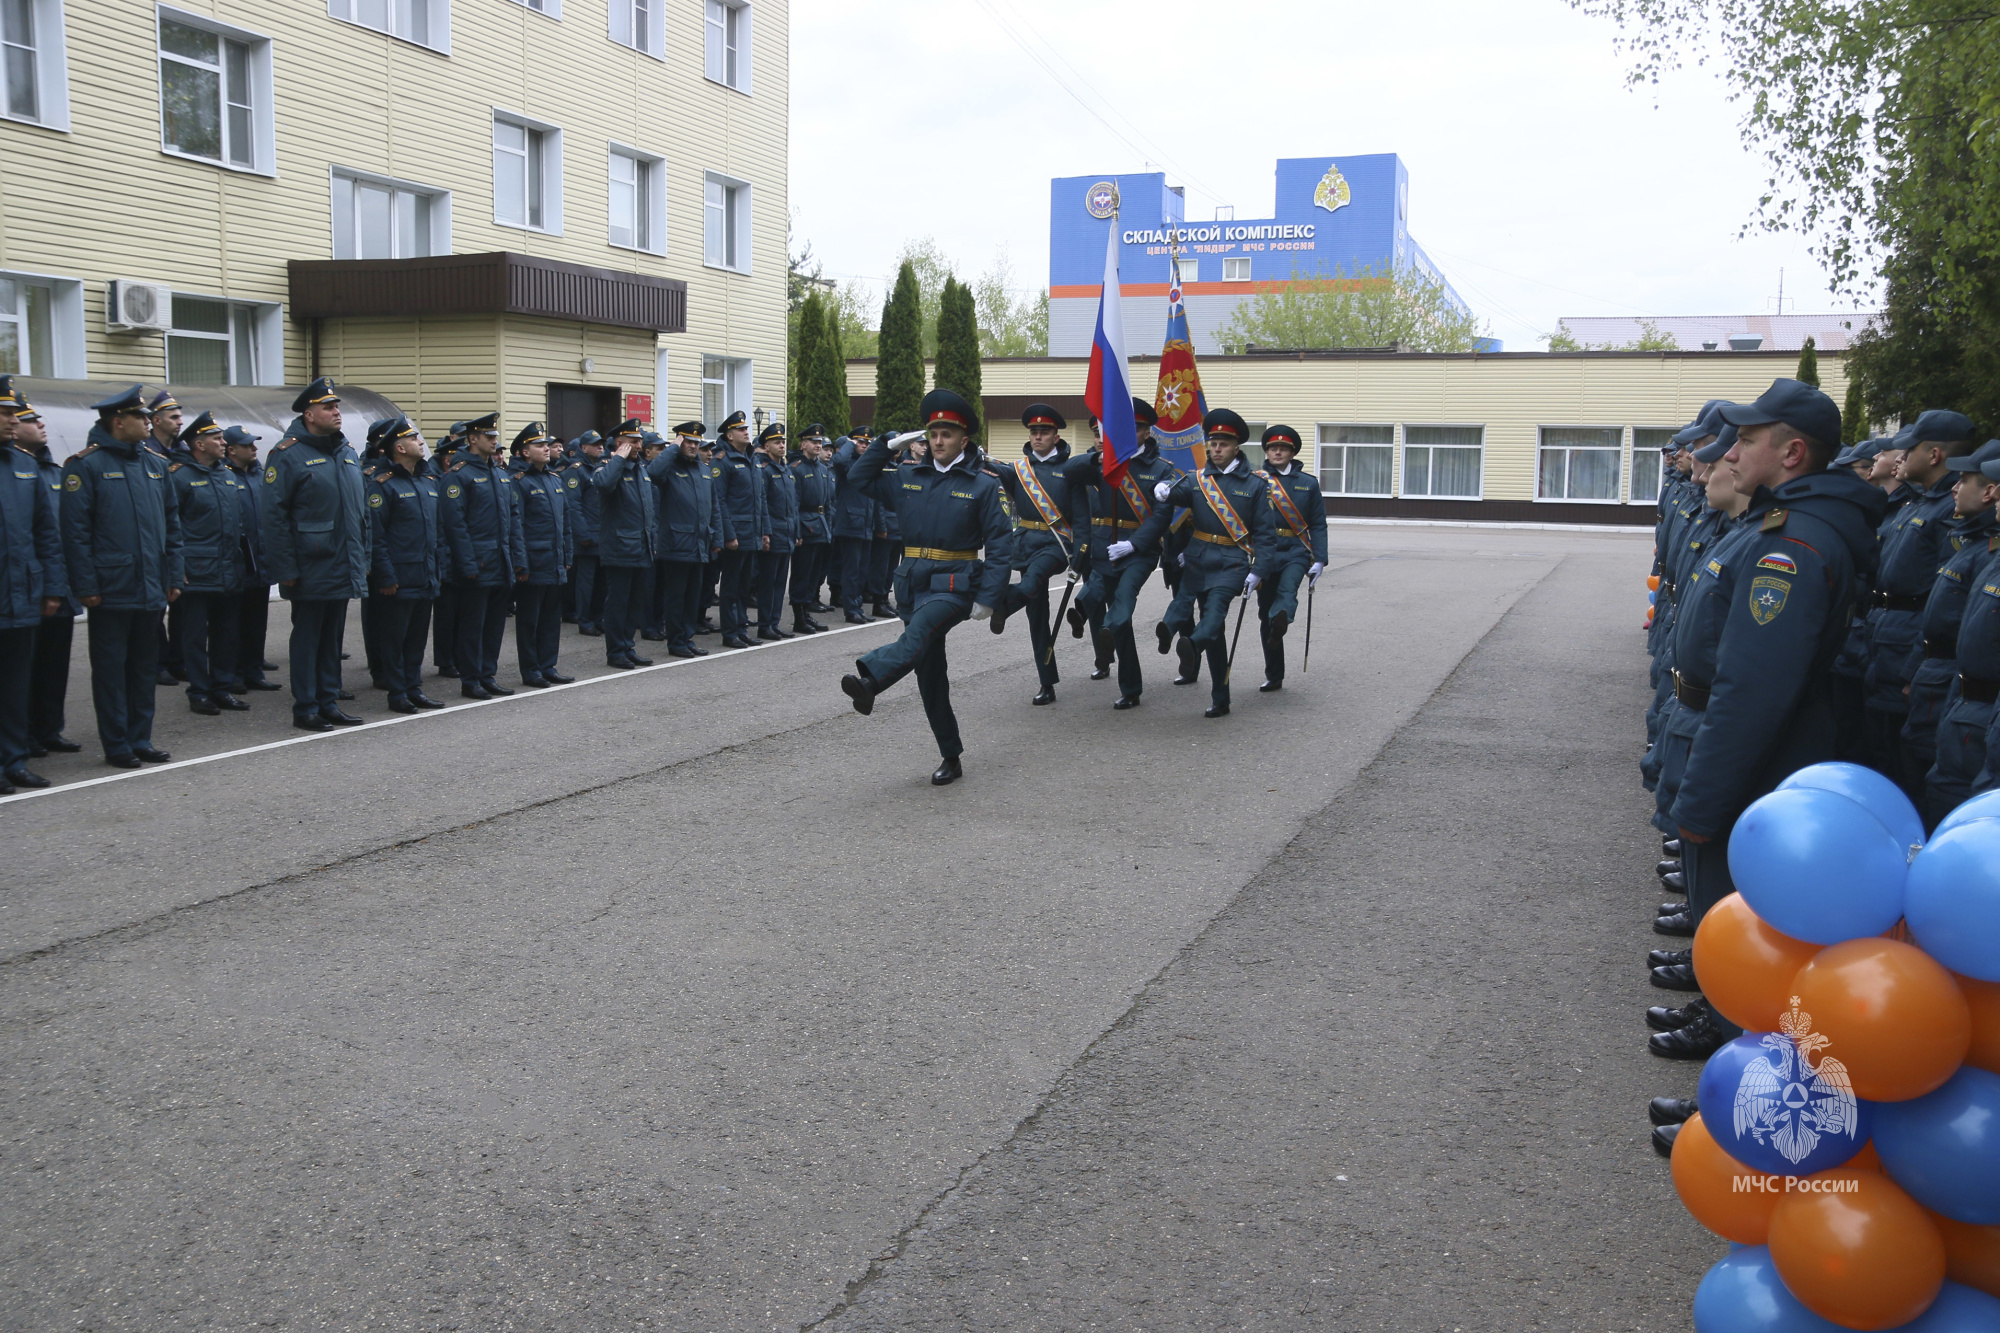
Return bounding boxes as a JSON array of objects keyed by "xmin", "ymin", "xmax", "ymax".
[{"xmin": 288, "ymin": 253, "xmax": 687, "ymax": 333}]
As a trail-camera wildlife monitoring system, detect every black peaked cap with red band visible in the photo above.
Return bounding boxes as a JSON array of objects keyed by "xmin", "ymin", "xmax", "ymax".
[
  {"xmin": 921, "ymin": 388, "xmax": 977, "ymax": 432},
  {"xmin": 1204, "ymin": 408, "xmax": 1249, "ymax": 442},
  {"xmin": 1020, "ymin": 402, "xmax": 1066, "ymax": 431}
]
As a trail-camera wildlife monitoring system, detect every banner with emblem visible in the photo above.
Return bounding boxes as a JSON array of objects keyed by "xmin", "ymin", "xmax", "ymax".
[{"xmin": 1152, "ymin": 248, "xmax": 1210, "ymax": 474}]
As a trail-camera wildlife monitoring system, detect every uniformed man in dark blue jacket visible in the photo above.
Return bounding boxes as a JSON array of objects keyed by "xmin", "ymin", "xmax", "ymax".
[
  {"xmin": 566, "ymin": 431, "xmax": 606, "ymax": 633},
  {"xmin": 170, "ymin": 412, "xmax": 250, "ymax": 716},
  {"xmin": 756, "ymin": 422, "xmax": 799, "ymax": 641},
  {"xmin": 1137, "ymin": 409, "xmax": 1276, "ymax": 718},
  {"xmin": 509, "ymin": 425, "xmax": 573, "ymax": 688},
  {"xmin": 713, "ymin": 410, "xmax": 769, "ymax": 648},
  {"xmin": 1863, "ymin": 409, "xmax": 1971, "ymax": 798},
  {"xmin": 441, "ymin": 417, "xmax": 528, "ymax": 699},
  {"xmin": 788, "ymin": 425, "xmax": 835, "ymax": 631},
  {"xmin": 829, "ymin": 426, "xmax": 877, "ymax": 621},
  {"xmin": 839, "ymin": 390, "xmax": 1015, "ymax": 785},
  {"xmin": 594, "ymin": 419, "xmax": 658, "ymax": 669},
  {"xmin": 648, "ymin": 421, "xmax": 717, "ymax": 658},
  {"xmin": 990, "ymin": 404, "xmax": 1084, "ymax": 705},
  {"xmin": 431, "ymin": 420, "xmax": 470, "ymax": 673},
  {"xmin": 62, "ymin": 385, "xmax": 184, "ymax": 765},
  {"xmin": 1910, "ymin": 441, "xmax": 2000, "ymax": 823},
  {"xmin": 1253, "ymin": 425, "xmax": 1328, "ymax": 692},
  {"xmin": 364, "ymin": 416, "xmax": 447, "ymax": 714},
  {"xmin": 0, "ymin": 378, "xmax": 67, "ymax": 791},
  {"xmin": 1826, "ymin": 434, "xmax": 1890, "ymax": 761},
  {"xmin": 10, "ymin": 393, "xmax": 84, "ymax": 757},
  {"xmin": 222, "ymin": 425, "xmax": 280, "ymax": 695}
]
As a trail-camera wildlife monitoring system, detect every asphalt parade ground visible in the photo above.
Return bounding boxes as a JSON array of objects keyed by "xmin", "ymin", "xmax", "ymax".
[{"xmin": 0, "ymin": 523, "xmax": 1713, "ymax": 1331}]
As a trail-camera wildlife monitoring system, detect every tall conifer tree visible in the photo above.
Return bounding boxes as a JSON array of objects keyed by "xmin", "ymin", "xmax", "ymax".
[
  {"xmin": 933, "ymin": 276, "xmax": 984, "ymax": 439},
  {"xmin": 875, "ymin": 262, "xmax": 925, "ymax": 434}
]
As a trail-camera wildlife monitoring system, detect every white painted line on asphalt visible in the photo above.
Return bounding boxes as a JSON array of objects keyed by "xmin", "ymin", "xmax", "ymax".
[
  {"xmin": 1328, "ymin": 517, "xmax": 1653, "ymax": 533},
  {"xmin": 0, "ymin": 619, "xmax": 894, "ymax": 806}
]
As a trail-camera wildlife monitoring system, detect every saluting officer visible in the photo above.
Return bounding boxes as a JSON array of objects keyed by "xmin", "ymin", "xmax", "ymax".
[
  {"xmin": 357, "ymin": 418, "xmax": 397, "ymax": 689},
  {"xmin": 222, "ymin": 425, "xmax": 280, "ymax": 694},
  {"xmin": 992, "ymin": 403, "xmax": 1085, "ymax": 706},
  {"xmin": 509, "ymin": 424, "xmax": 574, "ymax": 688},
  {"xmin": 365, "ymin": 416, "xmax": 448, "ymax": 714},
  {"xmin": 594, "ymin": 419, "xmax": 659, "ymax": 669},
  {"xmin": 263, "ymin": 377, "xmax": 370, "ymax": 732},
  {"xmin": 9, "ymin": 391, "xmax": 84, "ymax": 756},
  {"xmin": 1137, "ymin": 408, "xmax": 1275, "ymax": 718},
  {"xmin": 839, "ymin": 389, "xmax": 1014, "ymax": 785},
  {"xmin": 1910, "ymin": 440, "xmax": 2000, "ymax": 824},
  {"xmin": 0, "ymin": 377, "xmax": 66, "ymax": 791},
  {"xmin": 567, "ymin": 431, "xmax": 606, "ymax": 634},
  {"xmin": 1253, "ymin": 425, "xmax": 1328, "ymax": 691},
  {"xmin": 650, "ymin": 421, "xmax": 717, "ymax": 658},
  {"xmin": 63, "ymin": 385, "xmax": 183, "ymax": 765},
  {"xmin": 830, "ymin": 425, "xmax": 878, "ymax": 622},
  {"xmin": 440, "ymin": 417, "xmax": 528, "ymax": 699},
  {"xmin": 789, "ymin": 425, "xmax": 835, "ymax": 631},
  {"xmin": 431, "ymin": 420, "xmax": 470, "ymax": 675},
  {"xmin": 755, "ymin": 423, "xmax": 799, "ymax": 640},
  {"xmin": 714, "ymin": 410, "xmax": 769, "ymax": 649},
  {"xmin": 169, "ymin": 412, "xmax": 250, "ymax": 715}
]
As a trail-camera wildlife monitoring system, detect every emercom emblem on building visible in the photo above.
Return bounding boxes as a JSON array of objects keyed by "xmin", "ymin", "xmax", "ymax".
[{"xmin": 1313, "ymin": 164, "xmax": 1351, "ymax": 214}]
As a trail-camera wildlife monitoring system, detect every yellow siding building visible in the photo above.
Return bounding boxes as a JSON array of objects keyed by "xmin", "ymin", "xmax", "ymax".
[{"xmin": 0, "ymin": 0, "xmax": 786, "ymax": 437}]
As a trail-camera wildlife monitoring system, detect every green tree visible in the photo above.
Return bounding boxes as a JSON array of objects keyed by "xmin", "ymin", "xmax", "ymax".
[
  {"xmin": 875, "ymin": 261, "xmax": 925, "ymax": 435},
  {"xmin": 892, "ymin": 238, "xmax": 957, "ymax": 359},
  {"xmin": 1796, "ymin": 335, "xmax": 1820, "ymax": 387},
  {"xmin": 1843, "ymin": 377, "xmax": 1867, "ymax": 445},
  {"xmin": 791, "ymin": 293, "xmax": 851, "ymax": 440},
  {"xmin": 826, "ymin": 315, "xmax": 853, "ymax": 438},
  {"xmin": 974, "ymin": 250, "xmax": 1050, "ymax": 357},
  {"xmin": 1545, "ymin": 318, "xmax": 1678, "ymax": 351},
  {"xmin": 933, "ymin": 276, "xmax": 984, "ymax": 438},
  {"xmin": 790, "ymin": 290, "xmax": 825, "ymax": 431},
  {"xmin": 1217, "ymin": 263, "xmax": 1489, "ymax": 353}
]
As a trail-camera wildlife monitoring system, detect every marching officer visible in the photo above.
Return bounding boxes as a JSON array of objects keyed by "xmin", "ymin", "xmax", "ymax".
[
  {"xmin": 756, "ymin": 422, "xmax": 799, "ymax": 640},
  {"xmin": 441, "ymin": 417, "xmax": 527, "ymax": 699},
  {"xmin": 0, "ymin": 378, "xmax": 66, "ymax": 791},
  {"xmin": 9, "ymin": 391, "xmax": 83, "ymax": 756},
  {"xmin": 1136, "ymin": 408, "xmax": 1275, "ymax": 718},
  {"xmin": 222, "ymin": 425, "xmax": 280, "ymax": 694},
  {"xmin": 567, "ymin": 431, "xmax": 607, "ymax": 634},
  {"xmin": 1060, "ymin": 398, "xmax": 1184, "ymax": 708},
  {"xmin": 713, "ymin": 410, "xmax": 768, "ymax": 649},
  {"xmin": 62, "ymin": 385, "xmax": 183, "ymax": 765},
  {"xmin": 169, "ymin": 412, "xmax": 250, "ymax": 715},
  {"xmin": 831, "ymin": 425, "xmax": 878, "ymax": 623},
  {"xmin": 650, "ymin": 421, "xmax": 718, "ymax": 658},
  {"xmin": 509, "ymin": 424, "xmax": 574, "ymax": 687},
  {"xmin": 838, "ymin": 389, "xmax": 1014, "ymax": 785},
  {"xmin": 431, "ymin": 420, "xmax": 470, "ymax": 675},
  {"xmin": 365, "ymin": 416, "xmax": 448, "ymax": 714},
  {"xmin": 1912, "ymin": 440, "xmax": 2000, "ymax": 823},
  {"xmin": 1253, "ymin": 425, "xmax": 1328, "ymax": 691},
  {"xmin": 789, "ymin": 425, "xmax": 836, "ymax": 632},
  {"xmin": 594, "ymin": 419, "xmax": 659, "ymax": 669},
  {"xmin": 263, "ymin": 377, "xmax": 370, "ymax": 732},
  {"xmin": 992, "ymin": 403, "xmax": 1085, "ymax": 705}
]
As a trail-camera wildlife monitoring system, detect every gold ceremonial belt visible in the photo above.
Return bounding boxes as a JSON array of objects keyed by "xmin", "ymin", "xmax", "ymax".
[
  {"xmin": 905, "ymin": 547, "xmax": 980, "ymax": 562},
  {"xmin": 1017, "ymin": 519, "xmax": 1069, "ymax": 532},
  {"xmin": 1091, "ymin": 518, "xmax": 1143, "ymax": 529},
  {"xmin": 1276, "ymin": 526, "xmax": 1302, "ymax": 538},
  {"xmin": 1192, "ymin": 530, "xmax": 1244, "ymax": 546}
]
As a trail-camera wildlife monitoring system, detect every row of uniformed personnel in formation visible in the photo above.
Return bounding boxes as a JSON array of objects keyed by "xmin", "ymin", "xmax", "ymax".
[
  {"xmin": 0, "ymin": 376, "xmax": 1328, "ymax": 789},
  {"xmin": 1627, "ymin": 378, "xmax": 2000, "ymax": 1155}
]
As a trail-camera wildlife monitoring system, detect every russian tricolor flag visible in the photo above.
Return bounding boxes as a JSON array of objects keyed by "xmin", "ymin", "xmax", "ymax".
[{"xmin": 1082, "ymin": 219, "xmax": 1140, "ymax": 482}]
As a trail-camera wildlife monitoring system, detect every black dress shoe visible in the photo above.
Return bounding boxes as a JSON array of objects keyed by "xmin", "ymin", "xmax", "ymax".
[
  {"xmin": 156, "ymin": 669, "xmax": 178, "ymax": 687},
  {"xmin": 1647, "ymin": 1002, "xmax": 1702, "ymax": 1032},
  {"xmin": 260, "ymin": 659, "xmax": 279, "ymax": 672},
  {"xmin": 685, "ymin": 645, "xmax": 708, "ymax": 656},
  {"xmin": 1089, "ymin": 665, "xmax": 1111, "ymax": 681},
  {"xmin": 461, "ymin": 681, "xmax": 493, "ymax": 699},
  {"xmin": 841, "ymin": 673, "xmax": 877, "ymax": 716},
  {"xmin": 105, "ymin": 753, "xmax": 143, "ymax": 769},
  {"xmin": 1662, "ymin": 837, "xmax": 1681, "ymax": 856},
  {"xmin": 26, "ymin": 739, "xmax": 46, "ymax": 758},
  {"xmin": 1652, "ymin": 1123, "xmax": 1681, "ymax": 1158},
  {"xmin": 544, "ymin": 671, "xmax": 575, "ymax": 684},
  {"xmin": 481, "ymin": 680, "xmax": 515, "ymax": 696},
  {"xmin": 1656, "ymin": 858, "xmax": 1683, "ymax": 879},
  {"xmin": 0, "ymin": 774, "xmax": 13, "ymax": 794},
  {"xmin": 804, "ymin": 616, "xmax": 829, "ymax": 633},
  {"xmin": 810, "ymin": 601, "xmax": 832, "ymax": 613},
  {"xmin": 1649, "ymin": 1007, "xmax": 1727, "ymax": 1059},
  {"xmin": 758, "ymin": 627, "xmax": 784, "ymax": 641},
  {"xmin": 696, "ymin": 618, "xmax": 717, "ymax": 633},
  {"xmin": 1113, "ymin": 694, "xmax": 1141, "ymax": 710},
  {"xmin": 5, "ymin": 765, "xmax": 51, "ymax": 789},
  {"xmin": 436, "ymin": 664, "xmax": 460, "ymax": 678},
  {"xmin": 1654, "ymin": 911, "xmax": 1694, "ymax": 937},
  {"xmin": 931, "ymin": 755, "xmax": 962, "ymax": 785},
  {"xmin": 245, "ymin": 678, "xmax": 283, "ymax": 691},
  {"xmin": 340, "ymin": 652, "xmax": 351, "ymax": 660},
  {"xmin": 214, "ymin": 694, "xmax": 251, "ymax": 712},
  {"xmin": 627, "ymin": 653, "xmax": 654, "ymax": 666},
  {"xmin": 1032, "ymin": 687, "xmax": 1056, "ymax": 705},
  {"xmin": 1176, "ymin": 637, "xmax": 1201, "ymax": 679},
  {"xmin": 520, "ymin": 676, "xmax": 550, "ymax": 689},
  {"xmin": 1172, "ymin": 673, "xmax": 1198, "ymax": 686},
  {"xmin": 319, "ymin": 708, "xmax": 364, "ymax": 727},
  {"xmin": 845, "ymin": 612, "xmax": 873, "ymax": 625},
  {"xmin": 1649, "ymin": 1095, "xmax": 1699, "ymax": 1126},
  {"xmin": 1659, "ymin": 900, "xmax": 1689, "ymax": 916},
  {"xmin": 133, "ymin": 746, "xmax": 172, "ymax": 763},
  {"xmin": 1066, "ymin": 605, "xmax": 1087, "ymax": 639},
  {"xmin": 336, "ymin": 688, "xmax": 355, "ymax": 700},
  {"xmin": 578, "ymin": 624, "xmax": 604, "ymax": 637},
  {"xmin": 1155, "ymin": 621, "xmax": 1173, "ymax": 655},
  {"xmin": 387, "ymin": 696, "xmax": 420, "ymax": 715},
  {"xmin": 669, "ymin": 645, "xmax": 699, "ymax": 659},
  {"xmin": 641, "ymin": 628, "xmax": 669, "ymax": 641},
  {"xmin": 189, "ymin": 696, "xmax": 221, "ymax": 716},
  {"xmin": 723, "ymin": 634, "xmax": 754, "ymax": 649},
  {"xmin": 1266, "ymin": 610, "xmax": 1289, "ymax": 638},
  {"xmin": 1259, "ymin": 680, "xmax": 1282, "ymax": 692},
  {"xmin": 872, "ymin": 603, "xmax": 894, "ymax": 619},
  {"xmin": 1661, "ymin": 869, "xmax": 1686, "ymax": 893},
  {"xmin": 1648, "ymin": 946, "xmax": 1692, "ymax": 969},
  {"xmin": 607, "ymin": 655, "xmax": 639, "ymax": 670},
  {"xmin": 1650, "ymin": 962, "xmax": 1701, "ymax": 992},
  {"xmin": 40, "ymin": 734, "xmax": 82, "ymax": 752},
  {"xmin": 224, "ymin": 682, "xmax": 249, "ymax": 695},
  {"xmin": 1204, "ymin": 703, "xmax": 1231, "ymax": 718},
  {"xmin": 409, "ymin": 691, "xmax": 448, "ymax": 710}
]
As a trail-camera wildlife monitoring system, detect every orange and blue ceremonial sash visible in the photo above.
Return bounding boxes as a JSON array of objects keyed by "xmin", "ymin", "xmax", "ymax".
[
  {"xmin": 1260, "ymin": 469, "xmax": 1315, "ymax": 554},
  {"xmin": 1115, "ymin": 472, "xmax": 1154, "ymax": 524},
  {"xmin": 1012, "ymin": 458, "xmax": 1069, "ymax": 534},
  {"xmin": 1195, "ymin": 469, "xmax": 1252, "ymax": 553}
]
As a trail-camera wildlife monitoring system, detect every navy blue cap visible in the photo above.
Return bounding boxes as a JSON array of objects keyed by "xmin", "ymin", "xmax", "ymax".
[
  {"xmin": 1982, "ymin": 455, "xmax": 2000, "ymax": 482},
  {"xmin": 178, "ymin": 411, "xmax": 224, "ymax": 444},
  {"xmin": 718, "ymin": 410, "xmax": 748, "ymax": 432},
  {"xmin": 461, "ymin": 412, "xmax": 500, "ymax": 434},
  {"xmin": 1945, "ymin": 439, "xmax": 2000, "ymax": 473},
  {"xmin": 1718, "ymin": 379, "xmax": 1842, "ymax": 448},
  {"xmin": 0, "ymin": 375, "xmax": 23, "ymax": 411},
  {"xmin": 803, "ymin": 422, "xmax": 826, "ymax": 438},
  {"xmin": 921, "ymin": 390, "xmax": 976, "ymax": 431},
  {"xmin": 221, "ymin": 425, "xmax": 260, "ymax": 447},
  {"xmin": 1894, "ymin": 410, "xmax": 1977, "ymax": 450},
  {"xmin": 570, "ymin": 430, "xmax": 602, "ymax": 449},
  {"xmin": 510, "ymin": 421, "xmax": 549, "ymax": 450},
  {"xmin": 290, "ymin": 377, "xmax": 339, "ymax": 413},
  {"xmin": 757, "ymin": 422, "xmax": 786, "ymax": 445},
  {"xmin": 1671, "ymin": 404, "xmax": 1728, "ymax": 447},
  {"xmin": 1692, "ymin": 423, "xmax": 1739, "ymax": 464},
  {"xmin": 92, "ymin": 384, "xmax": 150, "ymax": 416},
  {"xmin": 147, "ymin": 389, "xmax": 180, "ymax": 414},
  {"xmin": 1203, "ymin": 408, "xmax": 1250, "ymax": 442},
  {"xmin": 640, "ymin": 429, "xmax": 666, "ymax": 447},
  {"xmin": 671, "ymin": 420, "xmax": 704, "ymax": 437}
]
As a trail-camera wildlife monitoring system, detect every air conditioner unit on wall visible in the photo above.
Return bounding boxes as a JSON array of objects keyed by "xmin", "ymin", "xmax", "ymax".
[{"xmin": 105, "ymin": 280, "xmax": 174, "ymax": 333}]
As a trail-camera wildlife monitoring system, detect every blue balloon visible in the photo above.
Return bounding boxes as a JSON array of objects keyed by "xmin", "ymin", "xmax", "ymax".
[
  {"xmin": 1894, "ymin": 1283, "xmax": 2000, "ymax": 1331},
  {"xmin": 1693, "ymin": 1247, "xmax": 1848, "ymax": 1332},
  {"xmin": 1875, "ymin": 1066, "xmax": 2000, "ymax": 1225},
  {"xmin": 1698, "ymin": 1032, "xmax": 1875, "ymax": 1177},
  {"xmin": 1729, "ymin": 787, "xmax": 1911, "ymax": 944},
  {"xmin": 1905, "ymin": 818, "xmax": 2000, "ymax": 982},
  {"xmin": 1778, "ymin": 761, "xmax": 1926, "ymax": 854},
  {"xmin": 1934, "ymin": 790, "xmax": 2000, "ymax": 839}
]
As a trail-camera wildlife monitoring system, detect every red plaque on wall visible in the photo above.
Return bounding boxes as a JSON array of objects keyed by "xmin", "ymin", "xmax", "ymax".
[{"xmin": 624, "ymin": 393, "xmax": 653, "ymax": 424}]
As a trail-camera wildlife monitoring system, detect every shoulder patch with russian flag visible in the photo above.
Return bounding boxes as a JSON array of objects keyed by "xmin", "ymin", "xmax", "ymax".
[{"xmin": 1755, "ymin": 552, "xmax": 1798, "ymax": 574}]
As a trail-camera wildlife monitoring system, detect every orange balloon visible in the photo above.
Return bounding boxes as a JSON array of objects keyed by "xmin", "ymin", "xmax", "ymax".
[
  {"xmin": 1849, "ymin": 1139, "xmax": 1883, "ymax": 1172},
  {"xmin": 1789, "ymin": 938, "xmax": 1971, "ymax": 1102},
  {"xmin": 1930, "ymin": 1211, "xmax": 2000, "ymax": 1299},
  {"xmin": 1960, "ymin": 973, "xmax": 2000, "ymax": 1076},
  {"xmin": 1672, "ymin": 1112, "xmax": 1786, "ymax": 1244},
  {"xmin": 1695, "ymin": 896, "xmax": 1826, "ymax": 1031},
  {"xmin": 1769, "ymin": 1168, "xmax": 1946, "ymax": 1330},
  {"xmin": 1649, "ymin": 574, "xmax": 1662, "ymax": 590}
]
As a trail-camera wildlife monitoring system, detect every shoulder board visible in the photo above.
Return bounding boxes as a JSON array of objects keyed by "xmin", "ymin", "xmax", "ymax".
[
  {"xmin": 273, "ymin": 440, "xmax": 294, "ymax": 451},
  {"xmin": 1760, "ymin": 508, "xmax": 1788, "ymax": 532},
  {"xmin": 168, "ymin": 462, "xmax": 183, "ymax": 472},
  {"xmin": 373, "ymin": 469, "xmax": 394, "ymax": 481},
  {"xmin": 451, "ymin": 459, "xmax": 469, "ymax": 471},
  {"xmin": 75, "ymin": 444, "xmax": 97, "ymax": 457}
]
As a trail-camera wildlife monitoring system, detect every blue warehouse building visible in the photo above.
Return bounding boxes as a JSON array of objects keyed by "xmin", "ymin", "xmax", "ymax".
[{"xmin": 1047, "ymin": 155, "xmax": 1485, "ymax": 357}]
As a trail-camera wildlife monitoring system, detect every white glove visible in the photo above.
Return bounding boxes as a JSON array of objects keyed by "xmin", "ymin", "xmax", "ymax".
[
  {"xmin": 1244, "ymin": 573, "xmax": 1260, "ymax": 594},
  {"xmin": 1308, "ymin": 561, "xmax": 1324, "ymax": 584},
  {"xmin": 1152, "ymin": 481, "xmax": 1173, "ymax": 502},
  {"xmin": 970, "ymin": 603, "xmax": 993, "ymax": 621},
  {"xmin": 1177, "ymin": 552, "xmax": 1186, "ymax": 567},
  {"xmin": 1106, "ymin": 539, "xmax": 1134, "ymax": 560},
  {"xmin": 890, "ymin": 430, "xmax": 928, "ymax": 450}
]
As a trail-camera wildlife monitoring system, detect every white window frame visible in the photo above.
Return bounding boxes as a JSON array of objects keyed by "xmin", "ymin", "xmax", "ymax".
[
  {"xmin": 0, "ymin": 268, "xmax": 84, "ymax": 377},
  {"xmin": 330, "ymin": 166, "xmax": 451, "ymax": 259},
  {"xmin": 505, "ymin": 0, "xmax": 558, "ymax": 14},
  {"xmin": 166, "ymin": 292, "xmax": 283, "ymax": 387},
  {"xmin": 607, "ymin": 144, "xmax": 666, "ymax": 255},
  {"xmin": 1174, "ymin": 256, "xmax": 1197, "ymax": 284},
  {"xmin": 1315, "ymin": 424, "xmax": 1395, "ymax": 498},
  {"xmin": 1400, "ymin": 424, "xmax": 1484, "ymax": 500},
  {"xmin": 1536, "ymin": 425, "xmax": 1624, "ymax": 503},
  {"xmin": 0, "ymin": 0, "xmax": 70, "ymax": 130},
  {"xmin": 156, "ymin": 6, "xmax": 275, "ymax": 176},
  {"xmin": 1222, "ymin": 257, "xmax": 1252, "ymax": 282},
  {"xmin": 701, "ymin": 354, "xmax": 750, "ymax": 426},
  {"xmin": 704, "ymin": 0, "xmax": 751, "ymax": 92},
  {"xmin": 492, "ymin": 109, "xmax": 563, "ymax": 235},
  {"xmin": 1630, "ymin": 427, "xmax": 1674, "ymax": 504},
  {"xmin": 703, "ymin": 172, "xmax": 751, "ymax": 273},
  {"xmin": 325, "ymin": 0, "xmax": 450, "ymax": 53},
  {"xmin": 609, "ymin": 0, "xmax": 663, "ymax": 58}
]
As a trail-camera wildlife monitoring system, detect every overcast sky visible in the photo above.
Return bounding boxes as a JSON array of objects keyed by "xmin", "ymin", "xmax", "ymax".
[{"xmin": 789, "ymin": 0, "xmax": 1879, "ymax": 351}]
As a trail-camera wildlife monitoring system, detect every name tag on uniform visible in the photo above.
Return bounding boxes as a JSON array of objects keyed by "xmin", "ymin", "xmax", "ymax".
[
  {"xmin": 903, "ymin": 483, "xmax": 922, "ymax": 491},
  {"xmin": 396, "ymin": 488, "xmax": 417, "ymax": 499},
  {"xmin": 13, "ymin": 471, "xmax": 33, "ymax": 479},
  {"xmin": 104, "ymin": 472, "xmax": 124, "ymax": 479},
  {"xmin": 189, "ymin": 479, "xmax": 208, "ymax": 487},
  {"xmin": 471, "ymin": 476, "xmax": 487, "ymax": 483},
  {"xmin": 305, "ymin": 457, "xmax": 327, "ymax": 466}
]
